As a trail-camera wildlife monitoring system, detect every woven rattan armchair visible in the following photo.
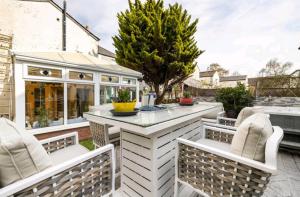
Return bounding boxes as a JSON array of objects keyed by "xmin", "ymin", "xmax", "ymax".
[
  {"xmin": 89, "ymin": 105, "xmax": 120, "ymax": 148},
  {"xmin": 0, "ymin": 132, "xmax": 115, "ymax": 197},
  {"xmin": 175, "ymin": 125, "xmax": 283, "ymax": 197}
]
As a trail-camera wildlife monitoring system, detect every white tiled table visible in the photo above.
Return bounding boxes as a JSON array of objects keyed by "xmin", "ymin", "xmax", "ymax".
[{"xmin": 84, "ymin": 103, "xmax": 222, "ymax": 197}]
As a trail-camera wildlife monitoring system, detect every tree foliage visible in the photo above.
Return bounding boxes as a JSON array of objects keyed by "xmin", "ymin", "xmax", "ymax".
[
  {"xmin": 207, "ymin": 63, "xmax": 228, "ymax": 76},
  {"xmin": 113, "ymin": 0, "xmax": 202, "ymax": 103},
  {"xmin": 259, "ymin": 58, "xmax": 293, "ymax": 76}
]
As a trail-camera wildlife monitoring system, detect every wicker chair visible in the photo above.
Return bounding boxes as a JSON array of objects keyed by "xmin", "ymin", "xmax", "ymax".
[
  {"xmin": 175, "ymin": 125, "xmax": 283, "ymax": 197},
  {"xmin": 0, "ymin": 132, "xmax": 115, "ymax": 197},
  {"xmin": 89, "ymin": 105, "xmax": 120, "ymax": 148},
  {"xmin": 205, "ymin": 107, "xmax": 265, "ymax": 131}
]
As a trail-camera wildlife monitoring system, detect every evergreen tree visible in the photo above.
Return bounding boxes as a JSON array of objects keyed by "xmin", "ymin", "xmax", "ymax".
[{"xmin": 113, "ymin": 0, "xmax": 203, "ymax": 104}]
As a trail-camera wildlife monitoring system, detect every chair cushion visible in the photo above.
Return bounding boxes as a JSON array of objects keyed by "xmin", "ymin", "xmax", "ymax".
[
  {"xmin": 230, "ymin": 113, "xmax": 273, "ymax": 162},
  {"xmin": 196, "ymin": 139, "xmax": 231, "ymax": 152},
  {"xmin": 0, "ymin": 118, "xmax": 52, "ymax": 187},
  {"xmin": 49, "ymin": 144, "xmax": 89, "ymax": 164},
  {"xmin": 234, "ymin": 107, "xmax": 262, "ymax": 127}
]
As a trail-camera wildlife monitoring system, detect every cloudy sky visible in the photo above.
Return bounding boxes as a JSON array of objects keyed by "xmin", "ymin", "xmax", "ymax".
[{"xmin": 55, "ymin": 0, "xmax": 300, "ymax": 76}]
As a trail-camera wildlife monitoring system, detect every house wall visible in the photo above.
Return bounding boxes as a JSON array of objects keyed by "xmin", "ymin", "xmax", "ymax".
[
  {"xmin": 191, "ymin": 66, "xmax": 200, "ymax": 80},
  {"xmin": 219, "ymin": 80, "xmax": 247, "ymax": 88},
  {"xmin": 0, "ymin": 0, "xmax": 99, "ymax": 55}
]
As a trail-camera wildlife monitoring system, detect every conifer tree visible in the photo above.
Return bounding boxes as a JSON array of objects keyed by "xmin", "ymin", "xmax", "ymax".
[{"xmin": 113, "ymin": 0, "xmax": 203, "ymax": 103}]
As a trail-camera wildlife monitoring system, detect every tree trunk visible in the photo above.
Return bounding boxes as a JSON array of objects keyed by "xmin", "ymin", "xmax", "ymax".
[{"xmin": 154, "ymin": 85, "xmax": 166, "ymax": 104}]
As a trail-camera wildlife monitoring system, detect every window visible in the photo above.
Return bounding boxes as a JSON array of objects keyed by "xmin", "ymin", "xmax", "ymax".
[
  {"xmin": 28, "ymin": 66, "xmax": 62, "ymax": 78},
  {"xmin": 101, "ymin": 75, "xmax": 119, "ymax": 83},
  {"xmin": 25, "ymin": 82, "xmax": 64, "ymax": 129},
  {"xmin": 122, "ymin": 77, "xmax": 136, "ymax": 85},
  {"xmin": 100, "ymin": 85, "xmax": 119, "ymax": 104},
  {"xmin": 100, "ymin": 86, "xmax": 137, "ymax": 104},
  {"xmin": 67, "ymin": 84, "xmax": 94, "ymax": 124},
  {"xmin": 69, "ymin": 71, "xmax": 93, "ymax": 81}
]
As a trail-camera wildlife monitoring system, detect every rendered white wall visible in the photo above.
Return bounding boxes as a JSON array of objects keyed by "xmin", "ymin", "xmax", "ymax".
[{"xmin": 0, "ymin": 0, "xmax": 99, "ymax": 54}]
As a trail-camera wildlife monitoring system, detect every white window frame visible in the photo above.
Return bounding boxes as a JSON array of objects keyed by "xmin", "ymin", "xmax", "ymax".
[
  {"xmin": 24, "ymin": 64, "xmax": 65, "ymax": 82},
  {"xmin": 16, "ymin": 63, "xmax": 139, "ymax": 135},
  {"xmin": 121, "ymin": 76, "xmax": 137, "ymax": 86},
  {"xmin": 66, "ymin": 68, "xmax": 95, "ymax": 83},
  {"xmin": 100, "ymin": 73, "xmax": 121, "ymax": 84}
]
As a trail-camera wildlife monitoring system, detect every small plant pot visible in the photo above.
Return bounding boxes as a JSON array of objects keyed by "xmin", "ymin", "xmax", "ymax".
[
  {"xmin": 180, "ymin": 98, "xmax": 193, "ymax": 104},
  {"xmin": 112, "ymin": 101, "xmax": 136, "ymax": 112}
]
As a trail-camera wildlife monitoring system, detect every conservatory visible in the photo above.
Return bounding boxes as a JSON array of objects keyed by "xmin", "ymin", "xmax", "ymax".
[{"xmin": 13, "ymin": 51, "xmax": 141, "ymax": 135}]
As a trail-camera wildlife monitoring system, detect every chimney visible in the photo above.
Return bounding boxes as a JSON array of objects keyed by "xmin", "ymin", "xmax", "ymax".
[{"xmin": 62, "ymin": 0, "xmax": 67, "ymax": 51}]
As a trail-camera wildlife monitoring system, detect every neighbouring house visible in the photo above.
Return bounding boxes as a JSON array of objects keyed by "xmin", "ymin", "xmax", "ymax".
[
  {"xmin": 219, "ymin": 75, "xmax": 247, "ymax": 88},
  {"xmin": 0, "ymin": 0, "xmax": 141, "ymax": 140},
  {"xmin": 199, "ymin": 70, "xmax": 220, "ymax": 88}
]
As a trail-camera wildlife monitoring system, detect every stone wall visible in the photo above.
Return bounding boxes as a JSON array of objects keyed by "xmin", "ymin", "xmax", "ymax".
[
  {"xmin": 253, "ymin": 97, "xmax": 300, "ymax": 107},
  {"xmin": 196, "ymin": 96, "xmax": 300, "ymax": 107}
]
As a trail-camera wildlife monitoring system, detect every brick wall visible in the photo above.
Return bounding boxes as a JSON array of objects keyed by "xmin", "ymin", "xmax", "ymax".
[{"xmin": 35, "ymin": 126, "xmax": 91, "ymax": 141}]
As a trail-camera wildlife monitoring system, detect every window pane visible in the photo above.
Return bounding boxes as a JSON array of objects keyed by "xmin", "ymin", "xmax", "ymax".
[
  {"xmin": 100, "ymin": 86, "xmax": 136, "ymax": 104},
  {"xmin": 28, "ymin": 66, "xmax": 62, "ymax": 78},
  {"xmin": 25, "ymin": 82, "xmax": 64, "ymax": 129},
  {"xmin": 100, "ymin": 85, "xmax": 119, "ymax": 104},
  {"xmin": 69, "ymin": 71, "xmax": 93, "ymax": 81},
  {"xmin": 101, "ymin": 75, "xmax": 119, "ymax": 83},
  {"xmin": 127, "ymin": 87, "xmax": 137, "ymax": 101},
  {"xmin": 67, "ymin": 84, "xmax": 94, "ymax": 124},
  {"xmin": 122, "ymin": 77, "xmax": 136, "ymax": 85}
]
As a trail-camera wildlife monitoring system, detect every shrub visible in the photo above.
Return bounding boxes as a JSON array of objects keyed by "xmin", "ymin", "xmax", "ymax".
[{"xmin": 216, "ymin": 83, "xmax": 254, "ymax": 118}]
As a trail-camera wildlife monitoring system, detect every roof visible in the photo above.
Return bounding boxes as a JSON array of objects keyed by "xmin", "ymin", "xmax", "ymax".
[
  {"xmin": 219, "ymin": 75, "xmax": 247, "ymax": 82},
  {"xmin": 20, "ymin": 0, "xmax": 100, "ymax": 41},
  {"xmin": 98, "ymin": 46, "xmax": 116, "ymax": 58},
  {"xmin": 183, "ymin": 78, "xmax": 202, "ymax": 89},
  {"xmin": 13, "ymin": 51, "xmax": 141, "ymax": 77},
  {"xmin": 199, "ymin": 71, "xmax": 216, "ymax": 77}
]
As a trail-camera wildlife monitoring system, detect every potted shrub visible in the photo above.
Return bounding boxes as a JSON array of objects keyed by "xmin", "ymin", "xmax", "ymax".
[
  {"xmin": 216, "ymin": 83, "xmax": 254, "ymax": 118},
  {"xmin": 112, "ymin": 89, "xmax": 136, "ymax": 112},
  {"xmin": 180, "ymin": 91, "xmax": 193, "ymax": 105}
]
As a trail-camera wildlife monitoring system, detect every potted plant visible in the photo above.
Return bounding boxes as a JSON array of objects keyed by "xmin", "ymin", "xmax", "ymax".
[
  {"xmin": 216, "ymin": 83, "xmax": 254, "ymax": 118},
  {"xmin": 180, "ymin": 91, "xmax": 193, "ymax": 105},
  {"xmin": 112, "ymin": 89, "xmax": 136, "ymax": 112}
]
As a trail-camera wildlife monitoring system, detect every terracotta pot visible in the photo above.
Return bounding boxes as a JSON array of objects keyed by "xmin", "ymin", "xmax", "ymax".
[{"xmin": 180, "ymin": 98, "xmax": 193, "ymax": 104}]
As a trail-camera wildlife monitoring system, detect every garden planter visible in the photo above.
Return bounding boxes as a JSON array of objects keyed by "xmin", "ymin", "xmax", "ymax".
[
  {"xmin": 112, "ymin": 101, "xmax": 136, "ymax": 112},
  {"xmin": 180, "ymin": 98, "xmax": 193, "ymax": 104}
]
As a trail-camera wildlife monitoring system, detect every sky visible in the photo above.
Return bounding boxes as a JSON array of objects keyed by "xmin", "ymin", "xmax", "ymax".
[{"xmin": 54, "ymin": 0, "xmax": 300, "ymax": 77}]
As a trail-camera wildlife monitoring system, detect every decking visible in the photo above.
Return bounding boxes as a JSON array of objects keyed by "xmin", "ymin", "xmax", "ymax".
[{"xmin": 115, "ymin": 150, "xmax": 300, "ymax": 196}]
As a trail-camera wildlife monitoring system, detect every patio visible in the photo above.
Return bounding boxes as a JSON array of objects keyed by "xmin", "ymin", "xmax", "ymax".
[{"xmin": 0, "ymin": 103, "xmax": 299, "ymax": 196}]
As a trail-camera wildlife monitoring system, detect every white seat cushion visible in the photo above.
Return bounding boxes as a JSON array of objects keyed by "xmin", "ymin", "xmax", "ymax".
[
  {"xmin": 49, "ymin": 144, "xmax": 89, "ymax": 165},
  {"xmin": 196, "ymin": 138, "xmax": 231, "ymax": 152},
  {"xmin": 0, "ymin": 118, "xmax": 52, "ymax": 187},
  {"xmin": 231, "ymin": 113, "xmax": 273, "ymax": 162},
  {"xmin": 235, "ymin": 107, "xmax": 263, "ymax": 127}
]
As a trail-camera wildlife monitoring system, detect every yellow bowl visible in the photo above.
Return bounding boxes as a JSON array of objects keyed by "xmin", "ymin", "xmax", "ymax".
[{"xmin": 112, "ymin": 102, "xmax": 136, "ymax": 112}]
